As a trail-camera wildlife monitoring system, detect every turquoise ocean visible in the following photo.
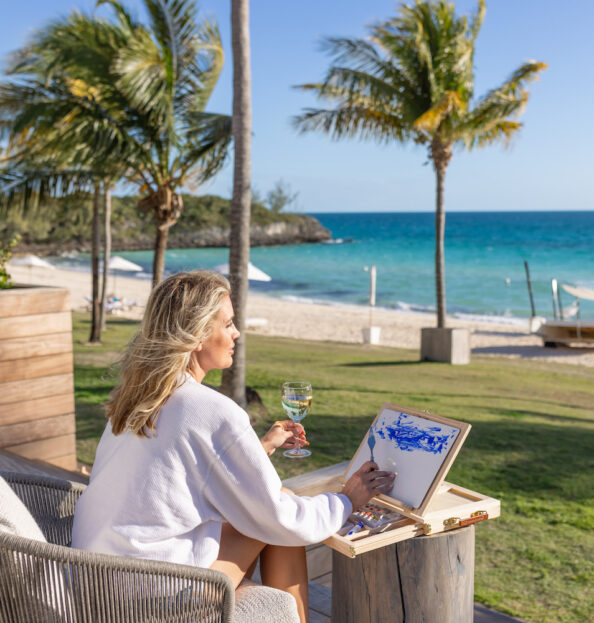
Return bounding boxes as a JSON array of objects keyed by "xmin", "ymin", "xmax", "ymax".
[{"xmin": 55, "ymin": 211, "xmax": 594, "ymax": 322}]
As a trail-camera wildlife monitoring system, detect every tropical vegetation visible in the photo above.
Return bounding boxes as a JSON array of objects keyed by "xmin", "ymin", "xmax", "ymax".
[
  {"xmin": 266, "ymin": 180, "xmax": 299, "ymax": 214},
  {"xmin": 1, "ymin": 192, "xmax": 311, "ymax": 252},
  {"xmin": 0, "ymin": 232, "xmax": 19, "ymax": 289},
  {"xmin": 0, "ymin": 0, "xmax": 232, "ymax": 288},
  {"xmin": 294, "ymin": 0, "xmax": 546, "ymax": 328}
]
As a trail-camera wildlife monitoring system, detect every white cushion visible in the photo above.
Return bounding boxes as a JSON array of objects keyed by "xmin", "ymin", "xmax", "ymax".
[
  {"xmin": 235, "ymin": 584, "xmax": 300, "ymax": 623},
  {"xmin": 0, "ymin": 475, "xmax": 46, "ymax": 541}
]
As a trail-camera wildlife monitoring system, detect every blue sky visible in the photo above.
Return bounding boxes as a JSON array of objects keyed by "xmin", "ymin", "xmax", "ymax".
[{"xmin": 2, "ymin": 0, "xmax": 593, "ymax": 213}]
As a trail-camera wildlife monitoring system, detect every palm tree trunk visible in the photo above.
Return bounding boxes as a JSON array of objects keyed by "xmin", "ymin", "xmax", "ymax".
[
  {"xmin": 99, "ymin": 184, "xmax": 112, "ymax": 331},
  {"xmin": 431, "ymin": 139, "xmax": 451, "ymax": 329},
  {"xmin": 221, "ymin": 0, "xmax": 252, "ymax": 407},
  {"xmin": 434, "ymin": 165, "xmax": 446, "ymax": 328},
  {"xmin": 152, "ymin": 225, "xmax": 169, "ymax": 288},
  {"xmin": 89, "ymin": 182, "xmax": 102, "ymax": 343}
]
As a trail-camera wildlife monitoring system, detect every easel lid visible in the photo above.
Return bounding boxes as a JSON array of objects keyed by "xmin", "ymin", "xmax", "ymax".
[{"xmin": 342, "ymin": 403, "xmax": 471, "ymax": 522}]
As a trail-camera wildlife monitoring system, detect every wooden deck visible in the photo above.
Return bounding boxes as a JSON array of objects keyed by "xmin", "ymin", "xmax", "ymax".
[
  {"xmin": 537, "ymin": 320, "xmax": 594, "ymax": 346},
  {"xmin": 0, "ymin": 450, "xmax": 524, "ymax": 622}
]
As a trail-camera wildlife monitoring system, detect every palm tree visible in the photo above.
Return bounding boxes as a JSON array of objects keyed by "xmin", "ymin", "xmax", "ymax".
[
  {"xmin": 0, "ymin": 162, "xmax": 111, "ymax": 343},
  {"xmin": 1, "ymin": 0, "xmax": 231, "ymax": 287},
  {"xmin": 294, "ymin": 0, "xmax": 546, "ymax": 328},
  {"xmin": 221, "ymin": 0, "xmax": 252, "ymax": 407}
]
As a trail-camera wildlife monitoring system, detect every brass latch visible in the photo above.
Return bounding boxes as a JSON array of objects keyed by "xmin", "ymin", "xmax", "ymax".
[{"xmin": 459, "ymin": 510, "xmax": 489, "ymax": 527}]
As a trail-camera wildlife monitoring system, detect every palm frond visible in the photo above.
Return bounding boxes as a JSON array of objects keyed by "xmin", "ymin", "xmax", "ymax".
[
  {"xmin": 414, "ymin": 90, "xmax": 466, "ymax": 134},
  {"xmin": 179, "ymin": 19, "xmax": 224, "ymax": 112},
  {"xmin": 95, "ymin": 0, "xmax": 140, "ymax": 33},
  {"xmin": 0, "ymin": 166, "xmax": 97, "ymax": 213},
  {"xmin": 462, "ymin": 119, "xmax": 522, "ymax": 150},
  {"xmin": 113, "ymin": 28, "xmax": 171, "ymax": 120},
  {"xmin": 177, "ymin": 112, "xmax": 231, "ymax": 182},
  {"xmin": 293, "ymin": 105, "xmax": 414, "ymax": 144},
  {"xmin": 143, "ymin": 0, "xmax": 197, "ymax": 86},
  {"xmin": 460, "ymin": 60, "xmax": 547, "ymax": 146},
  {"xmin": 469, "ymin": 0, "xmax": 486, "ymax": 43}
]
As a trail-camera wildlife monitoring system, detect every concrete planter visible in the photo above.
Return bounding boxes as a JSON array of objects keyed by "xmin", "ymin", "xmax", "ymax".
[
  {"xmin": 362, "ymin": 326, "xmax": 381, "ymax": 345},
  {"xmin": 0, "ymin": 285, "xmax": 76, "ymax": 469},
  {"xmin": 420, "ymin": 327, "xmax": 470, "ymax": 365}
]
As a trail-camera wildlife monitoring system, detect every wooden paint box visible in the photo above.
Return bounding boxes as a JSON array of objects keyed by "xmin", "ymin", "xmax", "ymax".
[{"xmin": 286, "ymin": 403, "xmax": 500, "ymax": 558}]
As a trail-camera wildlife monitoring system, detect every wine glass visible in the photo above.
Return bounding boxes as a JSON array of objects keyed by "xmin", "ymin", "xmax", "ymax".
[{"xmin": 281, "ymin": 381, "xmax": 312, "ymax": 458}]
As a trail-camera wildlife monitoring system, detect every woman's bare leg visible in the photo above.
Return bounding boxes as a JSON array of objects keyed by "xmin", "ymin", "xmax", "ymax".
[
  {"xmin": 211, "ymin": 524, "xmax": 309, "ymax": 622},
  {"xmin": 211, "ymin": 523, "xmax": 266, "ymax": 589},
  {"xmin": 260, "ymin": 544, "xmax": 308, "ymax": 623}
]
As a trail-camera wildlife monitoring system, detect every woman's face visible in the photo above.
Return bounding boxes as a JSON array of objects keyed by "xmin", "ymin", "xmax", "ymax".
[{"xmin": 196, "ymin": 295, "xmax": 240, "ymax": 374}]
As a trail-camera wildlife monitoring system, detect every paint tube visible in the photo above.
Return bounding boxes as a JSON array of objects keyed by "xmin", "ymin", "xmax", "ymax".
[{"xmin": 347, "ymin": 521, "xmax": 365, "ymax": 536}]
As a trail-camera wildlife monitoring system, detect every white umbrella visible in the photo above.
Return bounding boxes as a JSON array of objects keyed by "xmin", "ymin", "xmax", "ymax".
[
  {"xmin": 214, "ymin": 262, "xmax": 272, "ymax": 282},
  {"xmin": 107, "ymin": 256, "xmax": 142, "ymax": 299},
  {"xmin": 11, "ymin": 254, "xmax": 55, "ymax": 269},
  {"xmin": 109, "ymin": 256, "xmax": 142, "ymax": 272},
  {"xmin": 11, "ymin": 254, "xmax": 55, "ymax": 283}
]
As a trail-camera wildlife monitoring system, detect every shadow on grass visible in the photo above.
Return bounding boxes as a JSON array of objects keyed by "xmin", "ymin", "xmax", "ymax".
[
  {"xmin": 462, "ymin": 404, "xmax": 592, "ymax": 426},
  {"xmin": 76, "ymin": 316, "xmax": 139, "ymax": 328},
  {"xmin": 460, "ymin": 418, "xmax": 594, "ymax": 503},
  {"xmin": 339, "ymin": 360, "xmax": 423, "ymax": 367},
  {"xmin": 473, "ymin": 344, "xmax": 594, "ymax": 359}
]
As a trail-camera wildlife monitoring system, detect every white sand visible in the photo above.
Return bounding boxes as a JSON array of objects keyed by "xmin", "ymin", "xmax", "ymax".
[{"xmin": 9, "ymin": 263, "xmax": 594, "ymax": 367}]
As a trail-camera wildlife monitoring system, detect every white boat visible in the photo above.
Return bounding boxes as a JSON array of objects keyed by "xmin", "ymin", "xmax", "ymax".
[{"xmin": 536, "ymin": 283, "xmax": 594, "ymax": 347}]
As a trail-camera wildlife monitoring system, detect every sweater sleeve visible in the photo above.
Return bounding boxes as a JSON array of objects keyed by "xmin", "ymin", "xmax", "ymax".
[{"xmin": 201, "ymin": 421, "xmax": 352, "ymax": 546}]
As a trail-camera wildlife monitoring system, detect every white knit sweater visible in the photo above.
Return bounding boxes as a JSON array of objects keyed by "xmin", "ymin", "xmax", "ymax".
[{"xmin": 71, "ymin": 375, "xmax": 351, "ymax": 568}]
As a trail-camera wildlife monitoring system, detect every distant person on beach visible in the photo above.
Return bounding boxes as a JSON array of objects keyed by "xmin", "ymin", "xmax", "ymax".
[{"xmin": 71, "ymin": 270, "xmax": 394, "ymax": 622}]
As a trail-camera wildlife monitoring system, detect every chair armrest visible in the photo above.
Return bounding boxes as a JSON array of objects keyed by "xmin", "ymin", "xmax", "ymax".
[
  {"xmin": 0, "ymin": 471, "xmax": 86, "ymax": 546},
  {"xmin": 0, "ymin": 532, "xmax": 234, "ymax": 623}
]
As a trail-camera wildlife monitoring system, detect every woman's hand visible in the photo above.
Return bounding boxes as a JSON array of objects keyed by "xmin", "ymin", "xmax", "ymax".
[
  {"xmin": 342, "ymin": 462, "xmax": 396, "ymax": 510},
  {"xmin": 261, "ymin": 420, "xmax": 308, "ymax": 457}
]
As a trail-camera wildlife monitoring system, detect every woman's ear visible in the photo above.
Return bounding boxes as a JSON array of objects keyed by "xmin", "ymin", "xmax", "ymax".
[{"xmin": 195, "ymin": 343, "xmax": 203, "ymax": 352}]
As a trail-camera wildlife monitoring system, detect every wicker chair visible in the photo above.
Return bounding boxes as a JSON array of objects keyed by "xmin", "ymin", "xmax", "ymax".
[{"xmin": 0, "ymin": 472, "xmax": 299, "ymax": 623}]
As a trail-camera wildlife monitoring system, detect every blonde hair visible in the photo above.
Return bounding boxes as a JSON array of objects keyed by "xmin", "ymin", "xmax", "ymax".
[{"xmin": 106, "ymin": 270, "xmax": 230, "ymax": 437}]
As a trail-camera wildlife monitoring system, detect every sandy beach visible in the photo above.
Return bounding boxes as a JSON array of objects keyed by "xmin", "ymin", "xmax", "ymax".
[{"xmin": 9, "ymin": 263, "xmax": 594, "ymax": 367}]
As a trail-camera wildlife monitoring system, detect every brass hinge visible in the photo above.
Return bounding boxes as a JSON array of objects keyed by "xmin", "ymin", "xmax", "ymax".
[
  {"xmin": 443, "ymin": 516, "xmax": 460, "ymax": 527},
  {"xmin": 421, "ymin": 523, "xmax": 432, "ymax": 535}
]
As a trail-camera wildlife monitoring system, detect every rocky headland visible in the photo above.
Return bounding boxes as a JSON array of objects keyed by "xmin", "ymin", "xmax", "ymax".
[{"xmin": 6, "ymin": 193, "xmax": 331, "ymax": 255}]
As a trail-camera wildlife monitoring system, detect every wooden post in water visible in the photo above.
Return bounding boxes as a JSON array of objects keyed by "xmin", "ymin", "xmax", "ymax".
[
  {"xmin": 331, "ymin": 526, "xmax": 475, "ymax": 623},
  {"xmin": 523, "ymin": 259, "xmax": 536, "ymax": 317}
]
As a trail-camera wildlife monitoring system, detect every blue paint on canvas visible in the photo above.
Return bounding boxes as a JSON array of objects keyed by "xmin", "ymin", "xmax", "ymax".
[{"xmin": 373, "ymin": 412, "xmax": 457, "ymax": 455}]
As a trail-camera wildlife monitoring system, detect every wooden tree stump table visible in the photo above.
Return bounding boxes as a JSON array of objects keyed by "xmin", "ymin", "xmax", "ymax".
[{"xmin": 331, "ymin": 525, "xmax": 475, "ymax": 623}]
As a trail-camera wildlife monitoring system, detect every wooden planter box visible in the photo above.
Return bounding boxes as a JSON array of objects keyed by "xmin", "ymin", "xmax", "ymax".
[{"xmin": 0, "ymin": 286, "xmax": 76, "ymax": 470}]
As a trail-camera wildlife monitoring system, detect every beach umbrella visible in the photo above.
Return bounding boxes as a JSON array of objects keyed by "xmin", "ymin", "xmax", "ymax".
[
  {"xmin": 11, "ymin": 254, "xmax": 55, "ymax": 283},
  {"xmin": 109, "ymin": 256, "xmax": 143, "ymax": 272},
  {"xmin": 213, "ymin": 262, "xmax": 272, "ymax": 282},
  {"xmin": 11, "ymin": 254, "xmax": 55, "ymax": 269},
  {"xmin": 108, "ymin": 256, "xmax": 142, "ymax": 298}
]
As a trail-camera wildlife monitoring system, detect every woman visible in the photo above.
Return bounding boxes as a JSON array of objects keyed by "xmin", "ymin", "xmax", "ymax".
[{"xmin": 72, "ymin": 270, "xmax": 395, "ymax": 622}]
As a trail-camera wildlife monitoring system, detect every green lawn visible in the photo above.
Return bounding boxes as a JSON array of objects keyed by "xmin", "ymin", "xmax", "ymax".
[{"xmin": 72, "ymin": 313, "xmax": 594, "ymax": 623}]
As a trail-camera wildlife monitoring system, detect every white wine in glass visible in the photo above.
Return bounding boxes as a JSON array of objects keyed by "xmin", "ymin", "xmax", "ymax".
[{"xmin": 281, "ymin": 382, "xmax": 312, "ymax": 458}]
